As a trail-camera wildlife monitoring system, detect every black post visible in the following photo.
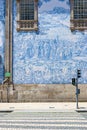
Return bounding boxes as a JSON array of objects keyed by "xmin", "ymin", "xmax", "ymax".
[
  {"xmin": 76, "ymin": 69, "xmax": 81, "ymax": 109},
  {"xmin": 76, "ymin": 78, "xmax": 78, "ymax": 109},
  {"xmin": 7, "ymin": 78, "xmax": 10, "ymax": 103},
  {"xmin": 72, "ymin": 69, "xmax": 81, "ymax": 109},
  {"xmin": 7, "ymin": 85, "xmax": 9, "ymax": 103}
]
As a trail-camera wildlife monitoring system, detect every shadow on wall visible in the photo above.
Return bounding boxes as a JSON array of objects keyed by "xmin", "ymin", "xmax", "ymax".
[{"xmin": 0, "ymin": 55, "xmax": 4, "ymax": 83}]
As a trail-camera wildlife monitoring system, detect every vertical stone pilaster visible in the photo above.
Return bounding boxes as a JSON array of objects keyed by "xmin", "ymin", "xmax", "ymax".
[
  {"xmin": 9, "ymin": 0, "xmax": 13, "ymax": 82},
  {"xmin": 17, "ymin": 0, "xmax": 20, "ymax": 30},
  {"xmin": 34, "ymin": 0, "xmax": 38, "ymax": 29},
  {"xmin": 70, "ymin": 0, "xmax": 74, "ymax": 30},
  {"xmin": 5, "ymin": 0, "xmax": 10, "ymax": 73},
  {"xmin": 5, "ymin": 0, "xmax": 13, "ymax": 82}
]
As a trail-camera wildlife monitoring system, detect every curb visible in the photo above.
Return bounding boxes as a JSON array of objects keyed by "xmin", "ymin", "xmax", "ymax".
[
  {"xmin": 76, "ymin": 109, "xmax": 87, "ymax": 112},
  {"xmin": 0, "ymin": 110, "xmax": 13, "ymax": 112}
]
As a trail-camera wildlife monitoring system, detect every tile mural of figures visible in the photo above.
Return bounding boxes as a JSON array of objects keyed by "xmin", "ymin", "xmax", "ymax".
[{"xmin": 0, "ymin": 0, "xmax": 87, "ymax": 84}]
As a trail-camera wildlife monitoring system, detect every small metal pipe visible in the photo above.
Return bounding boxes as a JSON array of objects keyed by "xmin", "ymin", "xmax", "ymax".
[
  {"xmin": 2, "ymin": 78, "xmax": 10, "ymax": 102},
  {"xmin": 0, "ymin": 91, "xmax": 3, "ymax": 102},
  {"xmin": 2, "ymin": 78, "xmax": 8, "ymax": 85}
]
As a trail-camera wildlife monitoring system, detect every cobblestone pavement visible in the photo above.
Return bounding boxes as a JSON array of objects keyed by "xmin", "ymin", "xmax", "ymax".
[{"xmin": 0, "ymin": 111, "xmax": 87, "ymax": 130}]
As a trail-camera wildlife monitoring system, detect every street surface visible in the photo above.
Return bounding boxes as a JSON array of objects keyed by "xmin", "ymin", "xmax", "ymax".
[{"xmin": 0, "ymin": 111, "xmax": 87, "ymax": 130}]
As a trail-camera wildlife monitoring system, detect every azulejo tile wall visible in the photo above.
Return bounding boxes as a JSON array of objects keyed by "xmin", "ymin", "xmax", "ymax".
[
  {"xmin": 0, "ymin": 0, "xmax": 5, "ymax": 83},
  {"xmin": 0, "ymin": 0, "xmax": 87, "ymax": 84},
  {"xmin": 13, "ymin": 0, "xmax": 87, "ymax": 84}
]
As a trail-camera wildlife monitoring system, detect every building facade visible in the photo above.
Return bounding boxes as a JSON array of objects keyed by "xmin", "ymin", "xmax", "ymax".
[{"xmin": 0, "ymin": 0, "xmax": 87, "ymax": 102}]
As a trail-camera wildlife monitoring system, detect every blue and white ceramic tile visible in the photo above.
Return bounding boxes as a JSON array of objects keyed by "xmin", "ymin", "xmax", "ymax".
[
  {"xmin": 0, "ymin": 0, "xmax": 5, "ymax": 83},
  {"xmin": 0, "ymin": 0, "xmax": 87, "ymax": 84},
  {"xmin": 13, "ymin": 0, "xmax": 87, "ymax": 84}
]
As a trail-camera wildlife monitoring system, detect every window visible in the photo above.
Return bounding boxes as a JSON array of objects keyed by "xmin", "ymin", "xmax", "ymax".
[
  {"xmin": 70, "ymin": 0, "xmax": 87, "ymax": 31},
  {"xmin": 17, "ymin": 0, "xmax": 38, "ymax": 31}
]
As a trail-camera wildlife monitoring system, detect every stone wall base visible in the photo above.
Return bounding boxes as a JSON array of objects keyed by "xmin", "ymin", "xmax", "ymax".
[{"xmin": 0, "ymin": 84, "xmax": 87, "ymax": 102}]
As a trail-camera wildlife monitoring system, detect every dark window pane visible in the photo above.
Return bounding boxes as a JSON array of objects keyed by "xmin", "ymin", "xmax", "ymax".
[
  {"xmin": 74, "ymin": 0, "xmax": 87, "ymax": 19},
  {"xmin": 20, "ymin": 0, "xmax": 34, "ymax": 20}
]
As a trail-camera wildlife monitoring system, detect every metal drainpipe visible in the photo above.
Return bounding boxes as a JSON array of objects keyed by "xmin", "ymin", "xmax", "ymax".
[{"xmin": 9, "ymin": 0, "xmax": 13, "ymax": 82}]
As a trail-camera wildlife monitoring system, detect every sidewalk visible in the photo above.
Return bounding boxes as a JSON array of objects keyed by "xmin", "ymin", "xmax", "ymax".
[{"xmin": 0, "ymin": 102, "xmax": 87, "ymax": 112}]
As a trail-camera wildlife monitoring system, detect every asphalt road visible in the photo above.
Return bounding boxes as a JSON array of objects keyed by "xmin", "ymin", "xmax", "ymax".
[{"xmin": 0, "ymin": 111, "xmax": 87, "ymax": 130}]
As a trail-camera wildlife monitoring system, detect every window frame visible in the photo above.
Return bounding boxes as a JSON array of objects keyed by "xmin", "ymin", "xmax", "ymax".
[
  {"xmin": 70, "ymin": 0, "xmax": 87, "ymax": 31},
  {"xmin": 16, "ymin": 0, "xmax": 38, "ymax": 31}
]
